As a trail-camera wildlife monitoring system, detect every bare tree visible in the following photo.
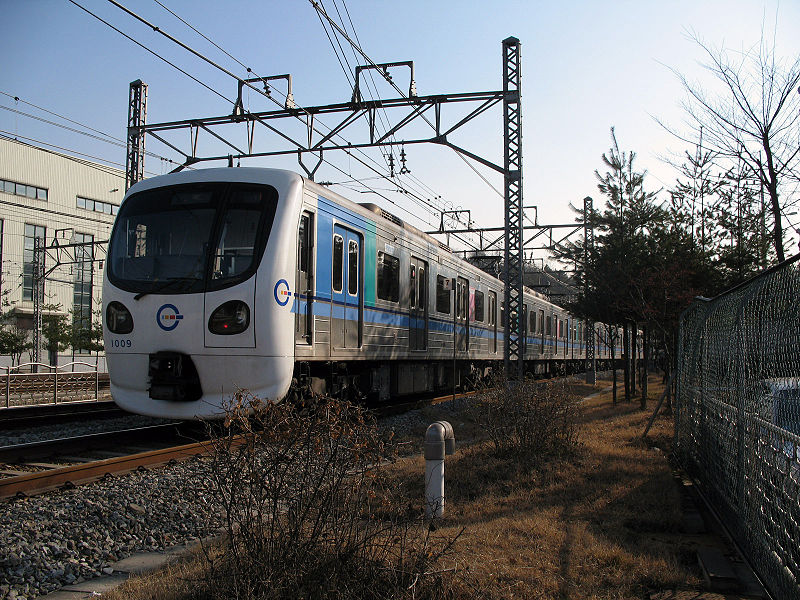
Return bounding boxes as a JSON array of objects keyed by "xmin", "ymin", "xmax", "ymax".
[{"xmin": 665, "ymin": 27, "xmax": 800, "ymax": 262}]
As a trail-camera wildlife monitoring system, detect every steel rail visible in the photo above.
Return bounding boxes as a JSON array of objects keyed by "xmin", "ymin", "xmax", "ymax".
[
  {"xmin": 0, "ymin": 400, "xmax": 123, "ymax": 429},
  {"xmin": 0, "ymin": 423, "xmax": 185, "ymax": 463},
  {"xmin": 0, "ymin": 438, "xmax": 211, "ymax": 500}
]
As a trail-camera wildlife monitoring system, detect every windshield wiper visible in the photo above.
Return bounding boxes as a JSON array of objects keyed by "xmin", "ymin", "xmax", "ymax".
[{"xmin": 134, "ymin": 277, "xmax": 200, "ymax": 301}]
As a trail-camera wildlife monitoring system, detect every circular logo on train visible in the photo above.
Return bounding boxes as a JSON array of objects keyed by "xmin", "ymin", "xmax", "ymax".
[
  {"xmin": 157, "ymin": 303, "xmax": 184, "ymax": 331},
  {"xmin": 274, "ymin": 279, "xmax": 291, "ymax": 307}
]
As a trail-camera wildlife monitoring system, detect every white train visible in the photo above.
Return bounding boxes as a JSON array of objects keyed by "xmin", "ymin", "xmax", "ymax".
[{"xmin": 103, "ymin": 168, "xmax": 613, "ymax": 419}]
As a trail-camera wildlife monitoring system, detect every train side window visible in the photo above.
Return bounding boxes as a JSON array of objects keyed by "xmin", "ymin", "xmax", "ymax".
[
  {"xmin": 530, "ymin": 308, "xmax": 535, "ymax": 332},
  {"xmin": 296, "ymin": 211, "xmax": 314, "ymax": 343},
  {"xmin": 410, "ymin": 264, "xmax": 416, "ymax": 309},
  {"xmin": 456, "ymin": 277, "xmax": 468, "ymax": 319},
  {"xmin": 298, "ymin": 214, "xmax": 310, "ymax": 274},
  {"xmin": 347, "ymin": 240, "xmax": 358, "ymax": 296},
  {"xmin": 474, "ymin": 290, "xmax": 484, "ymax": 322},
  {"xmin": 546, "ymin": 315, "xmax": 552, "ymax": 336},
  {"xmin": 332, "ymin": 234, "xmax": 343, "ymax": 293},
  {"xmin": 418, "ymin": 266, "xmax": 426, "ymax": 309},
  {"xmin": 436, "ymin": 275, "xmax": 450, "ymax": 314},
  {"xmin": 377, "ymin": 251, "xmax": 399, "ymax": 302}
]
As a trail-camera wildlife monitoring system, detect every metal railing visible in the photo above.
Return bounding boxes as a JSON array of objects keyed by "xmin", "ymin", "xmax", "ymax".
[
  {"xmin": 676, "ymin": 254, "xmax": 800, "ymax": 600},
  {"xmin": 2, "ymin": 361, "xmax": 110, "ymax": 409}
]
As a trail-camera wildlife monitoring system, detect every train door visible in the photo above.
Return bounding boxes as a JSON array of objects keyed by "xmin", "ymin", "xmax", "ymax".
[
  {"xmin": 455, "ymin": 276, "xmax": 469, "ymax": 351},
  {"xmin": 295, "ymin": 211, "xmax": 313, "ymax": 345},
  {"xmin": 539, "ymin": 309, "xmax": 545, "ymax": 354},
  {"xmin": 522, "ymin": 304, "xmax": 528, "ymax": 355},
  {"xmin": 489, "ymin": 291, "xmax": 497, "ymax": 353},
  {"xmin": 331, "ymin": 225, "xmax": 362, "ymax": 349},
  {"xmin": 409, "ymin": 257, "xmax": 428, "ymax": 350}
]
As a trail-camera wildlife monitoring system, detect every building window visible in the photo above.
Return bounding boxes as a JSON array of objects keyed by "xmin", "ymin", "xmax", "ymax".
[
  {"xmin": 72, "ymin": 233, "xmax": 94, "ymax": 353},
  {"xmin": 1, "ymin": 178, "xmax": 48, "ymax": 201},
  {"xmin": 23, "ymin": 224, "xmax": 46, "ymax": 301},
  {"xmin": 377, "ymin": 252, "xmax": 399, "ymax": 302},
  {"xmin": 77, "ymin": 196, "xmax": 118, "ymax": 215}
]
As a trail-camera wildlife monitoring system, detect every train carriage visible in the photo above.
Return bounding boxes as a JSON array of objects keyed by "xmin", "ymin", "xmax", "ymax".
[{"xmin": 104, "ymin": 167, "xmax": 611, "ymax": 419}]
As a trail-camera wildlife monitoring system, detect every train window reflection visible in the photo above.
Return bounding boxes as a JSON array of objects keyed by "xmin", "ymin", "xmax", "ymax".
[
  {"xmin": 348, "ymin": 240, "xmax": 359, "ymax": 296},
  {"xmin": 333, "ymin": 235, "xmax": 343, "ymax": 293},
  {"xmin": 377, "ymin": 252, "xmax": 399, "ymax": 302},
  {"xmin": 107, "ymin": 183, "xmax": 277, "ymax": 295}
]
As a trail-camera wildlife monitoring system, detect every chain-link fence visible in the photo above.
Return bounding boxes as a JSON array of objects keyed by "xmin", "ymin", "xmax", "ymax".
[{"xmin": 676, "ymin": 254, "xmax": 800, "ymax": 599}]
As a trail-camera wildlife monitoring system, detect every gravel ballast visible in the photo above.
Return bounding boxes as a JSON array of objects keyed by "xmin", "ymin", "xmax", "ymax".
[
  {"xmin": 0, "ymin": 397, "xmax": 470, "ymax": 600},
  {"xmin": 0, "ymin": 457, "xmax": 221, "ymax": 599}
]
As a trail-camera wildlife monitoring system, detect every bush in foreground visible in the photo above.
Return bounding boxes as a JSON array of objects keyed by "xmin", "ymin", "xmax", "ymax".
[
  {"xmin": 467, "ymin": 376, "xmax": 581, "ymax": 460},
  {"xmin": 198, "ymin": 394, "xmax": 457, "ymax": 600}
]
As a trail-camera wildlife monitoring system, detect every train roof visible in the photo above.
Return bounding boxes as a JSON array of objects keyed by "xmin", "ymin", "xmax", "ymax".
[{"xmin": 126, "ymin": 167, "xmax": 558, "ymax": 308}]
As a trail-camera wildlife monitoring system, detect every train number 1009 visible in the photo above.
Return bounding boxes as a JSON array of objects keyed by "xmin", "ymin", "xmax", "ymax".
[{"xmin": 110, "ymin": 339, "xmax": 132, "ymax": 348}]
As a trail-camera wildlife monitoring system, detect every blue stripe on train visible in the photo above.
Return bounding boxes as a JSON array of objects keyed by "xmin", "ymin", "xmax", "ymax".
[{"xmin": 291, "ymin": 294, "xmax": 587, "ymax": 352}]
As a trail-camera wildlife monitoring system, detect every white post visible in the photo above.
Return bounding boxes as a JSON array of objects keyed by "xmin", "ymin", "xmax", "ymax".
[{"xmin": 424, "ymin": 421, "xmax": 455, "ymax": 519}]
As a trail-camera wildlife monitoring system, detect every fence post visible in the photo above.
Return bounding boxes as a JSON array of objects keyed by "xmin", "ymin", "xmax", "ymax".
[
  {"xmin": 53, "ymin": 367, "xmax": 58, "ymax": 404},
  {"xmin": 95, "ymin": 357, "xmax": 99, "ymax": 400},
  {"xmin": 5, "ymin": 367, "xmax": 9, "ymax": 409}
]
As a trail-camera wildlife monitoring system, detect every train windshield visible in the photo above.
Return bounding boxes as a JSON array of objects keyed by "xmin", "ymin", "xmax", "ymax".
[{"xmin": 107, "ymin": 182, "xmax": 278, "ymax": 294}]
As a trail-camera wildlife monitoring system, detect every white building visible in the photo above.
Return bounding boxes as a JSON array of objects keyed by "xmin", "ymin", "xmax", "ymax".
[{"xmin": 0, "ymin": 136, "xmax": 124, "ymax": 370}]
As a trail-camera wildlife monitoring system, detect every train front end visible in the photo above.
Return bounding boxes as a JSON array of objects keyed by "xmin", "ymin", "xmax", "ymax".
[{"xmin": 103, "ymin": 168, "xmax": 302, "ymax": 419}]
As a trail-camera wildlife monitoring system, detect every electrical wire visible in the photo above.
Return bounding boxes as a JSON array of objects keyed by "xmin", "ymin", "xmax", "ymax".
[
  {"xmin": 0, "ymin": 102, "xmax": 183, "ymax": 166},
  {"xmin": 0, "ymin": 131, "xmax": 161, "ymax": 179},
  {"xmin": 67, "ymin": 0, "xmax": 235, "ymax": 105},
  {"xmin": 0, "ymin": 91, "xmax": 119, "ymax": 144},
  {"xmin": 74, "ymin": 0, "xmax": 473, "ymax": 243},
  {"xmin": 139, "ymin": 0, "xmax": 448, "ymax": 231}
]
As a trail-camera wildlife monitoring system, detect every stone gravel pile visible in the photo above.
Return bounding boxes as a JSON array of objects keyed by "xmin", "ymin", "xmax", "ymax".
[
  {"xmin": 0, "ymin": 401, "xmax": 472, "ymax": 599},
  {"xmin": 0, "ymin": 456, "xmax": 221, "ymax": 599}
]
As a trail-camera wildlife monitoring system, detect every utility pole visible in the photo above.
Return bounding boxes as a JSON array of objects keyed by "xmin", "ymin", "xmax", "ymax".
[
  {"xmin": 32, "ymin": 237, "xmax": 44, "ymax": 370},
  {"xmin": 502, "ymin": 37, "xmax": 524, "ymax": 380},
  {"xmin": 126, "ymin": 39, "xmax": 528, "ymax": 379},
  {"xmin": 583, "ymin": 196, "xmax": 596, "ymax": 384},
  {"xmin": 126, "ymin": 80, "xmax": 148, "ymax": 191}
]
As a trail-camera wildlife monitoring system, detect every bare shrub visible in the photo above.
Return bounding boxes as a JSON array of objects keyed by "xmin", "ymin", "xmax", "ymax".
[
  {"xmin": 199, "ymin": 393, "xmax": 457, "ymax": 600},
  {"xmin": 468, "ymin": 376, "xmax": 581, "ymax": 459}
]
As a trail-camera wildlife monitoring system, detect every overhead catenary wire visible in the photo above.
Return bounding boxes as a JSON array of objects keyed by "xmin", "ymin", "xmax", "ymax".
[
  {"xmin": 312, "ymin": 0, "xmax": 481, "ymax": 236},
  {"xmin": 135, "ymin": 0, "xmax": 453, "ymax": 233},
  {"xmin": 326, "ymin": 0, "xmax": 400, "ymax": 174},
  {"xmin": 311, "ymin": 0, "xmax": 504, "ymax": 209},
  {"xmin": 73, "ymin": 0, "xmax": 476, "ymax": 244},
  {"xmin": 141, "ymin": 0, "xmax": 453, "ymax": 229},
  {"xmin": 0, "ymin": 104, "xmax": 183, "ymax": 167},
  {"xmin": 0, "ymin": 91, "xmax": 119, "ymax": 144}
]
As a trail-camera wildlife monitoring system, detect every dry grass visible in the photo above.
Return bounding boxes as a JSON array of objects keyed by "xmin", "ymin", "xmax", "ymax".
[{"xmin": 105, "ymin": 374, "xmax": 700, "ymax": 600}]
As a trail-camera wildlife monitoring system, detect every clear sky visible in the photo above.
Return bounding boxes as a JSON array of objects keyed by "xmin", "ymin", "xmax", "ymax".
[{"xmin": 2, "ymin": 0, "xmax": 798, "ymax": 259}]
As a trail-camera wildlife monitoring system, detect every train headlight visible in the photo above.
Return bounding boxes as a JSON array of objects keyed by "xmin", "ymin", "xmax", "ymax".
[
  {"xmin": 106, "ymin": 301, "xmax": 134, "ymax": 334},
  {"xmin": 208, "ymin": 300, "xmax": 250, "ymax": 335}
]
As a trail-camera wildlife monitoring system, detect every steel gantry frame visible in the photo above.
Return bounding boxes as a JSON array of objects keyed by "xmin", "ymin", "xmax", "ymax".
[
  {"xmin": 125, "ymin": 38, "xmax": 528, "ymax": 377},
  {"xmin": 502, "ymin": 37, "xmax": 524, "ymax": 379},
  {"xmin": 29, "ymin": 233, "xmax": 108, "ymax": 367},
  {"xmin": 125, "ymin": 80, "xmax": 147, "ymax": 192}
]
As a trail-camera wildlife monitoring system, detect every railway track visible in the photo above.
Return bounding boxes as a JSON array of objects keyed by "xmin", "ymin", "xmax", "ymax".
[
  {"xmin": 0, "ymin": 399, "xmax": 126, "ymax": 429},
  {"xmin": 0, "ymin": 391, "xmax": 455, "ymax": 500},
  {"xmin": 0, "ymin": 422, "xmax": 208, "ymax": 500}
]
